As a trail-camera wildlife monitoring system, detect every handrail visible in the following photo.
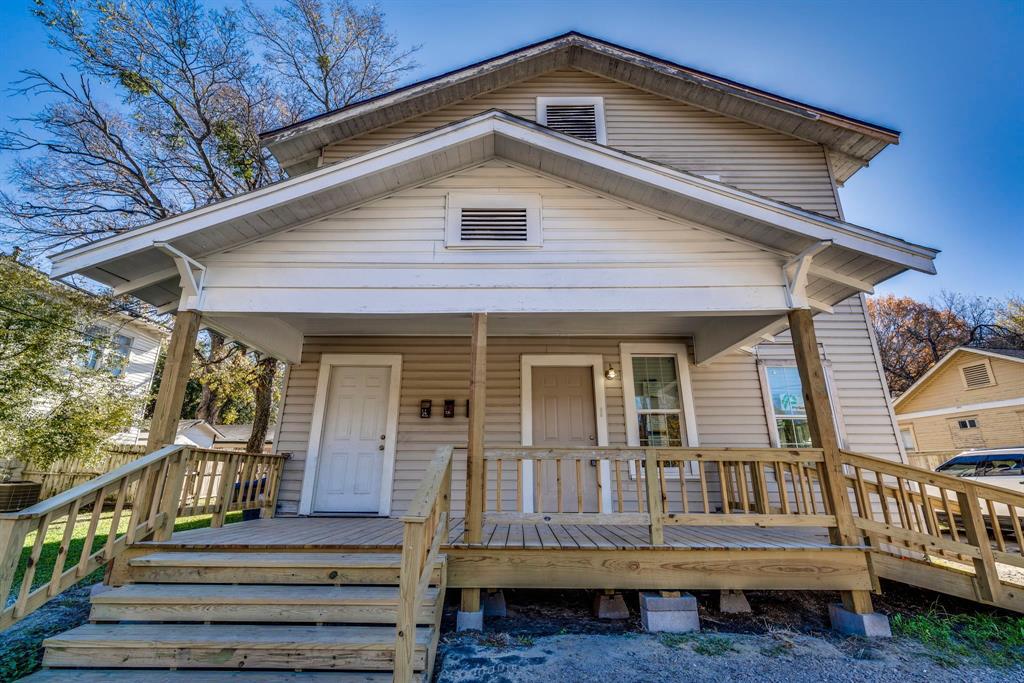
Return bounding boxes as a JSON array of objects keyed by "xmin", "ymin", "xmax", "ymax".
[
  {"xmin": 394, "ymin": 446, "xmax": 452, "ymax": 683},
  {"xmin": 479, "ymin": 446, "xmax": 832, "ymax": 544},
  {"xmin": 0, "ymin": 445, "xmax": 288, "ymax": 630},
  {"xmin": 838, "ymin": 448, "xmax": 1024, "ymax": 605}
]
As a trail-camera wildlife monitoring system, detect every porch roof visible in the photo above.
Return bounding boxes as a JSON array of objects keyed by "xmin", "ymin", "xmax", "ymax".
[{"xmin": 50, "ymin": 110, "xmax": 937, "ymax": 316}]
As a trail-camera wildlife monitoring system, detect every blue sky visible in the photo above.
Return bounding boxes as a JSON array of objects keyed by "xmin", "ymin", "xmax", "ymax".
[{"xmin": 1, "ymin": 0, "xmax": 1020, "ymax": 301}]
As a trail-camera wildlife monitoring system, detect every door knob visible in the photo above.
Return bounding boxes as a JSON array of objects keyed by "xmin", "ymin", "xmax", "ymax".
[
  {"xmin": 379, "ymin": 444, "xmax": 385, "ymax": 451},
  {"xmin": 380, "ymin": 434, "xmax": 386, "ymax": 440}
]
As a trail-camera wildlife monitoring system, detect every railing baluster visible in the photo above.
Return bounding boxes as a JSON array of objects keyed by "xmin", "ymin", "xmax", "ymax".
[
  {"xmin": 987, "ymin": 499, "xmax": 1007, "ymax": 553},
  {"xmin": 48, "ymin": 498, "xmax": 81, "ymax": 598},
  {"xmin": 698, "ymin": 461, "xmax": 710, "ymax": 514},
  {"xmin": 495, "ymin": 458, "xmax": 503, "ymax": 513},
  {"xmin": 575, "ymin": 459, "xmax": 583, "ymax": 513},
  {"xmin": 556, "ymin": 459, "xmax": 563, "ymax": 513}
]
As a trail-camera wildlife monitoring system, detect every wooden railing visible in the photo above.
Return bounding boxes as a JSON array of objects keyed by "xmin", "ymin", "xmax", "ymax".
[
  {"xmin": 0, "ymin": 445, "xmax": 287, "ymax": 630},
  {"xmin": 480, "ymin": 447, "xmax": 833, "ymax": 544},
  {"xmin": 839, "ymin": 448, "xmax": 1024, "ymax": 603},
  {"xmin": 394, "ymin": 446, "xmax": 452, "ymax": 683}
]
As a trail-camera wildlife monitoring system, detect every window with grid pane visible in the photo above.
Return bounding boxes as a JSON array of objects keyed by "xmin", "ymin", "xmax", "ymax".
[
  {"xmin": 765, "ymin": 366, "xmax": 812, "ymax": 448},
  {"xmin": 632, "ymin": 356, "xmax": 683, "ymax": 447}
]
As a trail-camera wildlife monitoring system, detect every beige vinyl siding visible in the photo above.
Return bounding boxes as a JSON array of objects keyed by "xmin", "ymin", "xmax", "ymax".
[
  {"xmin": 274, "ymin": 297, "xmax": 901, "ymax": 515},
  {"xmin": 320, "ymin": 69, "xmax": 841, "ymax": 218},
  {"xmin": 900, "ymin": 407, "xmax": 1024, "ymax": 452},
  {"xmin": 896, "ymin": 353, "xmax": 1024, "ymax": 415}
]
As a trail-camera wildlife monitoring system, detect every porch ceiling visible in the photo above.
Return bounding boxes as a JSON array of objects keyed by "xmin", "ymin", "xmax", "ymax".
[{"xmin": 50, "ymin": 111, "xmax": 937, "ymax": 316}]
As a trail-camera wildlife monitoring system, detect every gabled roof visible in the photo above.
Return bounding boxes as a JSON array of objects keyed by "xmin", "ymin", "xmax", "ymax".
[
  {"xmin": 49, "ymin": 110, "xmax": 936, "ymax": 311},
  {"xmin": 261, "ymin": 32, "xmax": 899, "ymax": 183},
  {"xmin": 893, "ymin": 346, "xmax": 1024, "ymax": 409}
]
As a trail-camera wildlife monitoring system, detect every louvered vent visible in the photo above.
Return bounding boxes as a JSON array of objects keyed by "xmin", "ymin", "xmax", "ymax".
[
  {"xmin": 961, "ymin": 362, "xmax": 993, "ymax": 388},
  {"xmin": 543, "ymin": 104, "xmax": 599, "ymax": 142},
  {"xmin": 459, "ymin": 207, "xmax": 529, "ymax": 242}
]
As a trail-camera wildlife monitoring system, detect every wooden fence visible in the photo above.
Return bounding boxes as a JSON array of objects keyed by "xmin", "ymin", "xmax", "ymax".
[
  {"xmin": 0, "ymin": 446, "xmax": 287, "ymax": 630},
  {"xmin": 22, "ymin": 444, "xmax": 147, "ymax": 500}
]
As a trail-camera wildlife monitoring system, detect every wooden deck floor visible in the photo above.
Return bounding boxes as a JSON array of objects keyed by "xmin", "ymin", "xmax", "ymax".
[{"xmin": 150, "ymin": 516, "xmax": 841, "ymax": 551}]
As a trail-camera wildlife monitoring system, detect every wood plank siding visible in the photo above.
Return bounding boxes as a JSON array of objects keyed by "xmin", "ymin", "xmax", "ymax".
[
  {"xmin": 319, "ymin": 69, "xmax": 842, "ymax": 218},
  {"xmin": 273, "ymin": 299, "xmax": 901, "ymax": 515}
]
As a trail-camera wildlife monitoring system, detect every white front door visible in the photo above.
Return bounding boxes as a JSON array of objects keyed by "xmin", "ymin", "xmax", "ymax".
[{"xmin": 313, "ymin": 365, "xmax": 392, "ymax": 513}]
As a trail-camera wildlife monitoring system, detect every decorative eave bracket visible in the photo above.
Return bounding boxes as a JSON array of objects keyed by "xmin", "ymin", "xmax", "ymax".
[
  {"xmin": 784, "ymin": 240, "xmax": 832, "ymax": 311},
  {"xmin": 153, "ymin": 242, "xmax": 206, "ymax": 313}
]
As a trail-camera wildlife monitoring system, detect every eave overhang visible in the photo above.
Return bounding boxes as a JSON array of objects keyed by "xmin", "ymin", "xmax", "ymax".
[
  {"xmin": 260, "ymin": 31, "xmax": 900, "ymax": 183},
  {"xmin": 50, "ymin": 110, "xmax": 937, "ymax": 313}
]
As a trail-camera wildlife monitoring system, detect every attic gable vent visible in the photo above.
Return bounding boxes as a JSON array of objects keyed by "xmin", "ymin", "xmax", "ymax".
[
  {"xmin": 459, "ymin": 207, "xmax": 529, "ymax": 242},
  {"xmin": 961, "ymin": 361, "xmax": 994, "ymax": 389},
  {"xmin": 537, "ymin": 97, "xmax": 607, "ymax": 144},
  {"xmin": 445, "ymin": 193, "xmax": 542, "ymax": 248}
]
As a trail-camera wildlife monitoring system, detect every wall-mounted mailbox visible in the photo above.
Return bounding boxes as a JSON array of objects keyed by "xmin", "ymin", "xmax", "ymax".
[
  {"xmin": 443, "ymin": 399, "xmax": 455, "ymax": 418},
  {"xmin": 420, "ymin": 400, "xmax": 432, "ymax": 418}
]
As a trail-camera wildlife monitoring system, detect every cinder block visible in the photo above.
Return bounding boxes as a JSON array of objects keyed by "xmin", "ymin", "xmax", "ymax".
[
  {"xmin": 641, "ymin": 591, "xmax": 700, "ymax": 633},
  {"xmin": 456, "ymin": 609, "xmax": 484, "ymax": 632},
  {"xmin": 483, "ymin": 590, "xmax": 507, "ymax": 617},
  {"xmin": 593, "ymin": 592, "xmax": 630, "ymax": 619},
  {"xmin": 719, "ymin": 590, "xmax": 751, "ymax": 614},
  {"xmin": 828, "ymin": 603, "xmax": 892, "ymax": 638}
]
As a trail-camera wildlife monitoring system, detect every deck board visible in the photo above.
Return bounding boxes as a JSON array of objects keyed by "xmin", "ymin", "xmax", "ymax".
[{"xmin": 149, "ymin": 516, "xmax": 842, "ymax": 552}]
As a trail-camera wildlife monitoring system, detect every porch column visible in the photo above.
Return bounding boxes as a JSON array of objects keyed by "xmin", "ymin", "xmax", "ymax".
[
  {"xmin": 146, "ymin": 310, "xmax": 201, "ymax": 452},
  {"xmin": 788, "ymin": 308, "xmax": 875, "ymax": 617},
  {"xmin": 460, "ymin": 312, "xmax": 487, "ymax": 629}
]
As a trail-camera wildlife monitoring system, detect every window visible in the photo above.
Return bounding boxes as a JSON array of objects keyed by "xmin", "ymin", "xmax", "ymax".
[
  {"xmin": 620, "ymin": 344, "xmax": 698, "ymax": 479},
  {"xmin": 899, "ymin": 426, "xmax": 917, "ymax": 452},
  {"xmin": 80, "ymin": 325, "xmax": 133, "ymax": 377},
  {"xmin": 445, "ymin": 193, "xmax": 541, "ymax": 248},
  {"xmin": 957, "ymin": 418, "xmax": 979, "ymax": 430},
  {"xmin": 758, "ymin": 362, "xmax": 843, "ymax": 448},
  {"xmin": 536, "ymin": 97, "xmax": 607, "ymax": 144},
  {"xmin": 961, "ymin": 361, "xmax": 994, "ymax": 389}
]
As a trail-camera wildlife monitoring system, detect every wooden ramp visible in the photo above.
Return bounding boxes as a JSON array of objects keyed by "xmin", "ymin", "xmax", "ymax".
[{"xmin": 24, "ymin": 551, "xmax": 447, "ymax": 683}]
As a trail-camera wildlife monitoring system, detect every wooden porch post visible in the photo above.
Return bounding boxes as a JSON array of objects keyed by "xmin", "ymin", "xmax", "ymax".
[
  {"xmin": 788, "ymin": 308, "xmax": 874, "ymax": 614},
  {"xmin": 461, "ymin": 313, "xmax": 487, "ymax": 619},
  {"xmin": 147, "ymin": 310, "xmax": 202, "ymax": 452}
]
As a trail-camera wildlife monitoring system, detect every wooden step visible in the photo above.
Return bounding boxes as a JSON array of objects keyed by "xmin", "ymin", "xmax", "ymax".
[
  {"xmin": 90, "ymin": 584, "xmax": 441, "ymax": 624},
  {"xmin": 125, "ymin": 552, "xmax": 445, "ymax": 585},
  {"xmin": 42, "ymin": 623, "xmax": 431, "ymax": 671},
  {"xmin": 21, "ymin": 671, "xmax": 420, "ymax": 682}
]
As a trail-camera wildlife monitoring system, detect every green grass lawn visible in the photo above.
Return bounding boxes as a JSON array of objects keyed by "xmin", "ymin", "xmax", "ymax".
[{"xmin": 6, "ymin": 509, "xmax": 242, "ymax": 605}]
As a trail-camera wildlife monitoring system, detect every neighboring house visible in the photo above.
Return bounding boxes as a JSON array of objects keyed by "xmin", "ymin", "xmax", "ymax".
[
  {"xmin": 43, "ymin": 33, "xmax": 1011, "ymax": 681},
  {"xmin": 127, "ymin": 419, "xmax": 223, "ymax": 449},
  {"xmin": 212, "ymin": 423, "xmax": 276, "ymax": 451},
  {"xmin": 893, "ymin": 347, "xmax": 1024, "ymax": 456}
]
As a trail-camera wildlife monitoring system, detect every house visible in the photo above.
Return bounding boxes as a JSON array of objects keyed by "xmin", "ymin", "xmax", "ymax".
[
  {"xmin": 125, "ymin": 419, "xmax": 224, "ymax": 449},
  {"xmin": 17, "ymin": 32, "xmax": 1020, "ymax": 682},
  {"xmin": 893, "ymin": 347, "xmax": 1024, "ymax": 463},
  {"xmin": 211, "ymin": 423, "xmax": 276, "ymax": 451}
]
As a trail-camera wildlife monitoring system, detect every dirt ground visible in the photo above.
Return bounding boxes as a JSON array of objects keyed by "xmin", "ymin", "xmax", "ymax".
[{"xmin": 433, "ymin": 585, "xmax": 1024, "ymax": 683}]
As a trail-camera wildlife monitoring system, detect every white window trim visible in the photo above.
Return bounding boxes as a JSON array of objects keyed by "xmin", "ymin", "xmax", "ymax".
[
  {"xmin": 445, "ymin": 192, "xmax": 542, "ymax": 249},
  {"xmin": 520, "ymin": 354, "xmax": 611, "ymax": 513},
  {"xmin": 536, "ymin": 96, "xmax": 607, "ymax": 145},
  {"xmin": 620, "ymin": 343, "xmax": 700, "ymax": 479},
  {"xmin": 757, "ymin": 359, "xmax": 847, "ymax": 448},
  {"xmin": 298, "ymin": 353, "xmax": 402, "ymax": 517}
]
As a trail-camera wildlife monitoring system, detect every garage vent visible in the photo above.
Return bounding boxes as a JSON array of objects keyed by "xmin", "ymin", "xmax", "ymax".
[
  {"xmin": 459, "ymin": 207, "xmax": 529, "ymax": 242},
  {"xmin": 961, "ymin": 362, "xmax": 993, "ymax": 389}
]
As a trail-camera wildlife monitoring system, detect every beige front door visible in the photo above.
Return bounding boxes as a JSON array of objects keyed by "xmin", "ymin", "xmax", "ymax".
[{"xmin": 531, "ymin": 366, "xmax": 600, "ymax": 512}]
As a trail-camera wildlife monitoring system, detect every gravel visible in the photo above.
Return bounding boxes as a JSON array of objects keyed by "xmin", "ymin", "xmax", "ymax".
[{"xmin": 435, "ymin": 631, "xmax": 1023, "ymax": 683}]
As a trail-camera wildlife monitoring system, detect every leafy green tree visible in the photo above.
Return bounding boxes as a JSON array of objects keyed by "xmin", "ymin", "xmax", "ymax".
[{"xmin": 0, "ymin": 254, "xmax": 138, "ymax": 475}]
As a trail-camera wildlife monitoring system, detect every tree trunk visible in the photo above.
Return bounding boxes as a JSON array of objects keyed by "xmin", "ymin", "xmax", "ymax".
[
  {"xmin": 247, "ymin": 356, "xmax": 277, "ymax": 453},
  {"xmin": 197, "ymin": 330, "xmax": 225, "ymax": 424}
]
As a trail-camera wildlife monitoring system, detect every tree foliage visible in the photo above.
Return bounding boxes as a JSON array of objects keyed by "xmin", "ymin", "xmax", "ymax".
[
  {"xmin": 868, "ymin": 292, "xmax": 1024, "ymax": 396},
  {"xmin": 0, "ymin": 255, "xmax": 138, "ymax": 471}
]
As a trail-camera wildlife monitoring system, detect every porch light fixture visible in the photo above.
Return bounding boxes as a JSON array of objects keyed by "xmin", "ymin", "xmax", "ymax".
[{"xmin": 604, "ymin": 365, "xmax": 618, "ymax": 381}]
